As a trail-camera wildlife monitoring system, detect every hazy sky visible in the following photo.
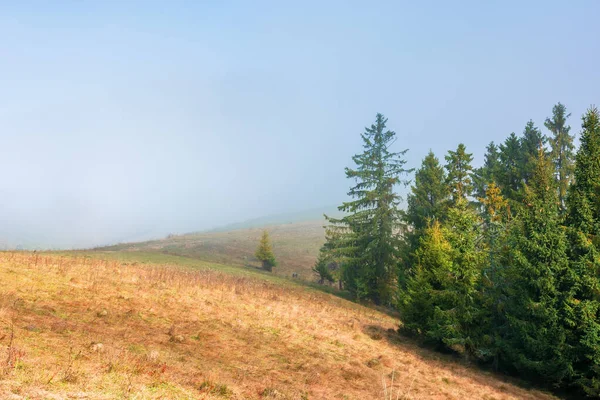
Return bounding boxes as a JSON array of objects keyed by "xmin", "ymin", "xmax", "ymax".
[{"xmin": 1, "ymin": 1, "xmax": 599, "ymax": 248}]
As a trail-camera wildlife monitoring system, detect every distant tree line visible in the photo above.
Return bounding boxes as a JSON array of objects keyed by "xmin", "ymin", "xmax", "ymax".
[{"xmin": 316, "ymin": 105, "xmax": 600, "ymax": 396}]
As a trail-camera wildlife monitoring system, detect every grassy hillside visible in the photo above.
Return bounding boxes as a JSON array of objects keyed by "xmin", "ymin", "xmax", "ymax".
[
  {"xmin": 0, "ymin": 251, "xmax": 556, "ymax": 399},
  {"xmin": 98, "ymin": 220, "xmax": 327, "ymax": 281},
  {"xmin": 207, "ymin": 206, "xmax": 341, "ymax": 233}
]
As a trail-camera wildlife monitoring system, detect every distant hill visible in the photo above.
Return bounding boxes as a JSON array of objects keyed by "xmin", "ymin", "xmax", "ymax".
[
  {"xmin": 205, "ymin": 205, "xmax": 342, "ymax": 232},
  {"xmin": 97, "ymin": 206, "xmax": 344, "ymax": 280}
]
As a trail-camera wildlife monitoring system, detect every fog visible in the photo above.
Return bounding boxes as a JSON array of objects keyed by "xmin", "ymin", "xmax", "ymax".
[{"xmin": 1, "ymin": 1, "xmax": 599, "ymax": 249}]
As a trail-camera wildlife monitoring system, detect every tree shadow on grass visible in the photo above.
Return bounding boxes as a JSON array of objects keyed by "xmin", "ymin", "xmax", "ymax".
[{"xmin": 361, "ymin": 324, "xmax": 562, "ymax": 400}]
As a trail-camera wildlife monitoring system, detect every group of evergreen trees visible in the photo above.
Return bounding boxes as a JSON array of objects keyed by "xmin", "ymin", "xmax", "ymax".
[{"xmin": 318, "ymin": 105, "xmax": 600, "ymax": 396}]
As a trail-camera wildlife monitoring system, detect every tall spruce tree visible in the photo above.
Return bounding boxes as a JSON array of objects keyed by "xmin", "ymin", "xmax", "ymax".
[
  {"xmin": 564, "ymin": 107, "xmax": 600, "ymax": 396},
  {"xmin": 519, "ymin": 120, "xmax": 547, "ymax": 185},
  {"xmin": 497, "ymin": 147, "xmax": 570, "ymax": 384},
  {"xmin": 399, "ymin": 220, "xmax": 451, "ymax": 336},
  {"xmin": 325, "ymin": 113, "xmax": 411, "ymax": 304},
  {"xmin": 400, "ymin": 198, "xmax": 485, "ymax": 356},
  {"xmin": 479, "ymin": 182, "xmax": 511, "ymax": 365},
  {"xmin": 473, "ymin": 141, "xmax": 501, "ymax": 201},
  {"xmin": 402, "ymin": 151, "xmax": 448, "ymax": 287},
  {"xmin": 406, "ymin": 151, "xmax": 448, "ymax": 232},
  {"xmin": 498, "ymin": 133, "xmax": 523, "ymax": 203},
  {"xmin": 545, "ymin": 102, "xmax": 575, "ymax": 214},
  {"xmin": 429, "ymin": 198, "xmax": 485, "ymax": 354},
  {"xmin": 445, "ymin": 144, "xmax": 474, "ymax": 203},
  {"xmin": 479, "ymin": 182, "xmax": 509, "ymax": 284}
]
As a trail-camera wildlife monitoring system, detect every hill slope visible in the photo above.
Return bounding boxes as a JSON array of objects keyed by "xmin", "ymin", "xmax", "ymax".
[
  {"xmin": 0, "ymin": 251, "xmax": 556, "ymax": 399},
  {"xmin": 99, "ymin": 220, "xmax": 327, "ymax": 281}
]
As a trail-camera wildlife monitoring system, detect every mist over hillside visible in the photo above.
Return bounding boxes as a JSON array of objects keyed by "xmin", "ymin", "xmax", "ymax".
[
  {"xmin": 205, "ymin": 205, "xmax": 341, "ymax": 233},
  {"xmin": 0, "ymin": 205, "xmax": 341, "ymax": 251}
]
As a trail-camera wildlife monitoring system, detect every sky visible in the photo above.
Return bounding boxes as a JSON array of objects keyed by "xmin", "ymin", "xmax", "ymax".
[{"xmin": 1, "ymin": 0, "xmax": 599, "ymax": 248}]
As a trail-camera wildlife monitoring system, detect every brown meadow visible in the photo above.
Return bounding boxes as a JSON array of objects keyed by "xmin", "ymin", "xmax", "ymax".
[{"xmin": 0, "ymin": 252, "xmax": 556, "ymax": 399}]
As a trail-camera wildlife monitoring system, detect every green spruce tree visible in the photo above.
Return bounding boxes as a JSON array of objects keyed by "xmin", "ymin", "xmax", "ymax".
[
  {"xmin": 545, "ymin": 102, "xmax": 575, "ymax": 215},
  {"xmin": 401, "ymin": 198, "xmax": 485, "ymax": 356},
  {"xmin": 479, "ymin": 182, "xmax": 511, "ymax": 365},
  {"xmin": 399, "ymin": 220, "xmax": 451, "ymax": 336},
  {"xmin": 428, "ymin": 198, "xmax": 485, "ymax": 354},
  {"xmin": 403, "ymin": 151, "xmax": 449, "ymax": 279},
  {"xmin": 325, "ymin": 113, "xmax": 411, "ymax": 304},
  {"xmin": 445, "ymin": 144, "xmax": 474, "ymax": 203},
  {"xmin": 519, "ymin": 120, "xmax": 547, "ymax": 185},
  {"xmin": 473, "ymin": 141, "xmax": 501, "ymax": 201},
  {"xmin": 564, "ymin": 107, "xmax": 600, "ymax": 396},
  {"xmin": 498, "ymin": 133, "xmax": 523, "ymax": 204},
  {"xmin": 313, "ymin": 249, "xmax": 336, "ymax": 285},
  {"xmin": 406, "ymin": 151, "xmax": 449, "ymax": 232},
  {"xmin": 255, "ymin": 230, "xmax": 277, "ymax": 271},
  {"xmin": 497, "ymin": 147, "xmax": 570, "ymax": 384}
]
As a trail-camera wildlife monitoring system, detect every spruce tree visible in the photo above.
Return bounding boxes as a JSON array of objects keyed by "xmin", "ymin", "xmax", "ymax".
[
  {"xmin": 479, "ymin": 182, "xmax": 509, "ymax": 285},
  {"xmin": 479, "ymin": 182, "xmax": 511, "ymax": 365},
  {"xmin": 313, "ymin": 249, "xmax": 336, "ymax": 284},
  {"xmin": 325, "ymin": 113, "xmax": 411, "ymax": 304},
  {"xmin": 445, "ymin": 144, "xmax": 474, "ymax": 203},
  {"xmin": 406, "ymin": 151, "xmax": 448, "ymax": 232},
  {"xmin": 401, "ymin": 198, "xmax": 485, "ymax": 356},
  {"xmin": 519, "ymin": 120, "xmax": 547, "ymax": 185},
  {"xmin": 399, "ymin": 220, "xmax": 451, "ymax": 336},
  {"xmin": 255, "ymin": 230, "xmax": 277, "ymax": 271},
  {"xmin": 498, "ymin": 133, "xmax": 522, "ymax": 203},
  {"xmin": 428, "ymin": 198, "xmax": 485, "ymax": 354},
  {"xmin": 403, "ymin": 151, "xmax": 448, "ymax": 275},
  {"xmin": 497, "ymin": 147, "xmax": 570, "ymax": 384},
  {"xmin": 564, "ymin": 107, "xmax": 600, "ymax": 396},
  {"xmin": 473, "ymin": 141, "xmax": 501, "ymax": 201},
  {"xmin": 545, "ymin": 102, "xmax": 575, "ymax": 214}
]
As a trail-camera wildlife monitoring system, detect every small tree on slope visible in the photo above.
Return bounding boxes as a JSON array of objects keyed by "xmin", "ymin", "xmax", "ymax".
[{"xmin": 255, "ymin": 230, "xmax": 277, "ymax": 271}]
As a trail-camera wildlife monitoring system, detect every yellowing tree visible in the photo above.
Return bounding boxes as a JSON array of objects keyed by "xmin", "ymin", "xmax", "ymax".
[{"xmin": 255, "ymin": 230, "xmax": 276, "ymax": 271}]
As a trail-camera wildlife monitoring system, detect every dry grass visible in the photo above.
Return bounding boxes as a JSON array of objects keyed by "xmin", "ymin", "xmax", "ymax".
[
  {"xmin": 98, "ymin": 220, "xmax": 326, "ymax": 281},
  {"xmin": 0, "ymin": 252, "xmax": 557, "ymax": 399}
]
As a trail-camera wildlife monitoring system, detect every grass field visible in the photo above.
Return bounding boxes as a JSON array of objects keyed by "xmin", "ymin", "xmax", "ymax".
[
  {"xmin": 0, "ymin": 251, "xmax": 556, "ymax": 399},
  {"xmin": 97, "ymin": 220, "xmax": 327, "ymax": 281}
]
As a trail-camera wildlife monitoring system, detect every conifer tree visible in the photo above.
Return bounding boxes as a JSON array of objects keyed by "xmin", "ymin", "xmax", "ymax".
[
  {"xmin": 399, "ymin": 220, "xmax": 451, "ymax": 335},
  {"xmin": 428, "ymin": 198, "xmax": 485, "ymax": 354},
  {"xmin": 325, "ymin": 113, "xmax": 411, "ymax": 304},
  {"xmin": 403, "ymin": 151, "xmax": 448, "ymax": 273},
  {"xmin": 497, "ymin": 147, "xmax": 570, "ymax": 384},
  {"xmin": 473, "ymin": 142, "xmax": 501, "ymax": 200},
  {"xmin": 545, "ymin": 102, "xmax": 575, "ymax": 214},
  {"xmin": 406, "ymin": 151, "xmax": 448, "ymax": 232},
  {"xmin": 519, "ymin": 120, "xmax": 547, "ymax": 185},
  {"xmin": 479, "ymin": 183, "xmax": 509, "ymax": 284},
  {"xmin": 564, "ymin": 107, "xmax": 600, "ymax": 396},
  {"xmin": 478, "ymin": 182, "xmax": 511, "ymax": 365},
  {"xmin": 255, "ymin": 230, "xmax": 277, "ymax": 271},
  {"xmin": 313, "ymin": 248, "xmax": 336, "ymax": 285},
  {"xmin": 445, "ymin": 144, "xmax": 474, "ymax": 203},
  {"xmin": 400, "ymin": 198, "xmax": 485, "ymax": 355},
  {"xmin": 498, "ymin": 133, "xmax": 522, "ymax": 203}
]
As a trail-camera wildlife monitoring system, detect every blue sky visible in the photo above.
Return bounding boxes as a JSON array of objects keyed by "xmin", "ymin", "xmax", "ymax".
[{"xmin": 1, "ymin": 1, "xmax": 599, "ymax": 248}]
